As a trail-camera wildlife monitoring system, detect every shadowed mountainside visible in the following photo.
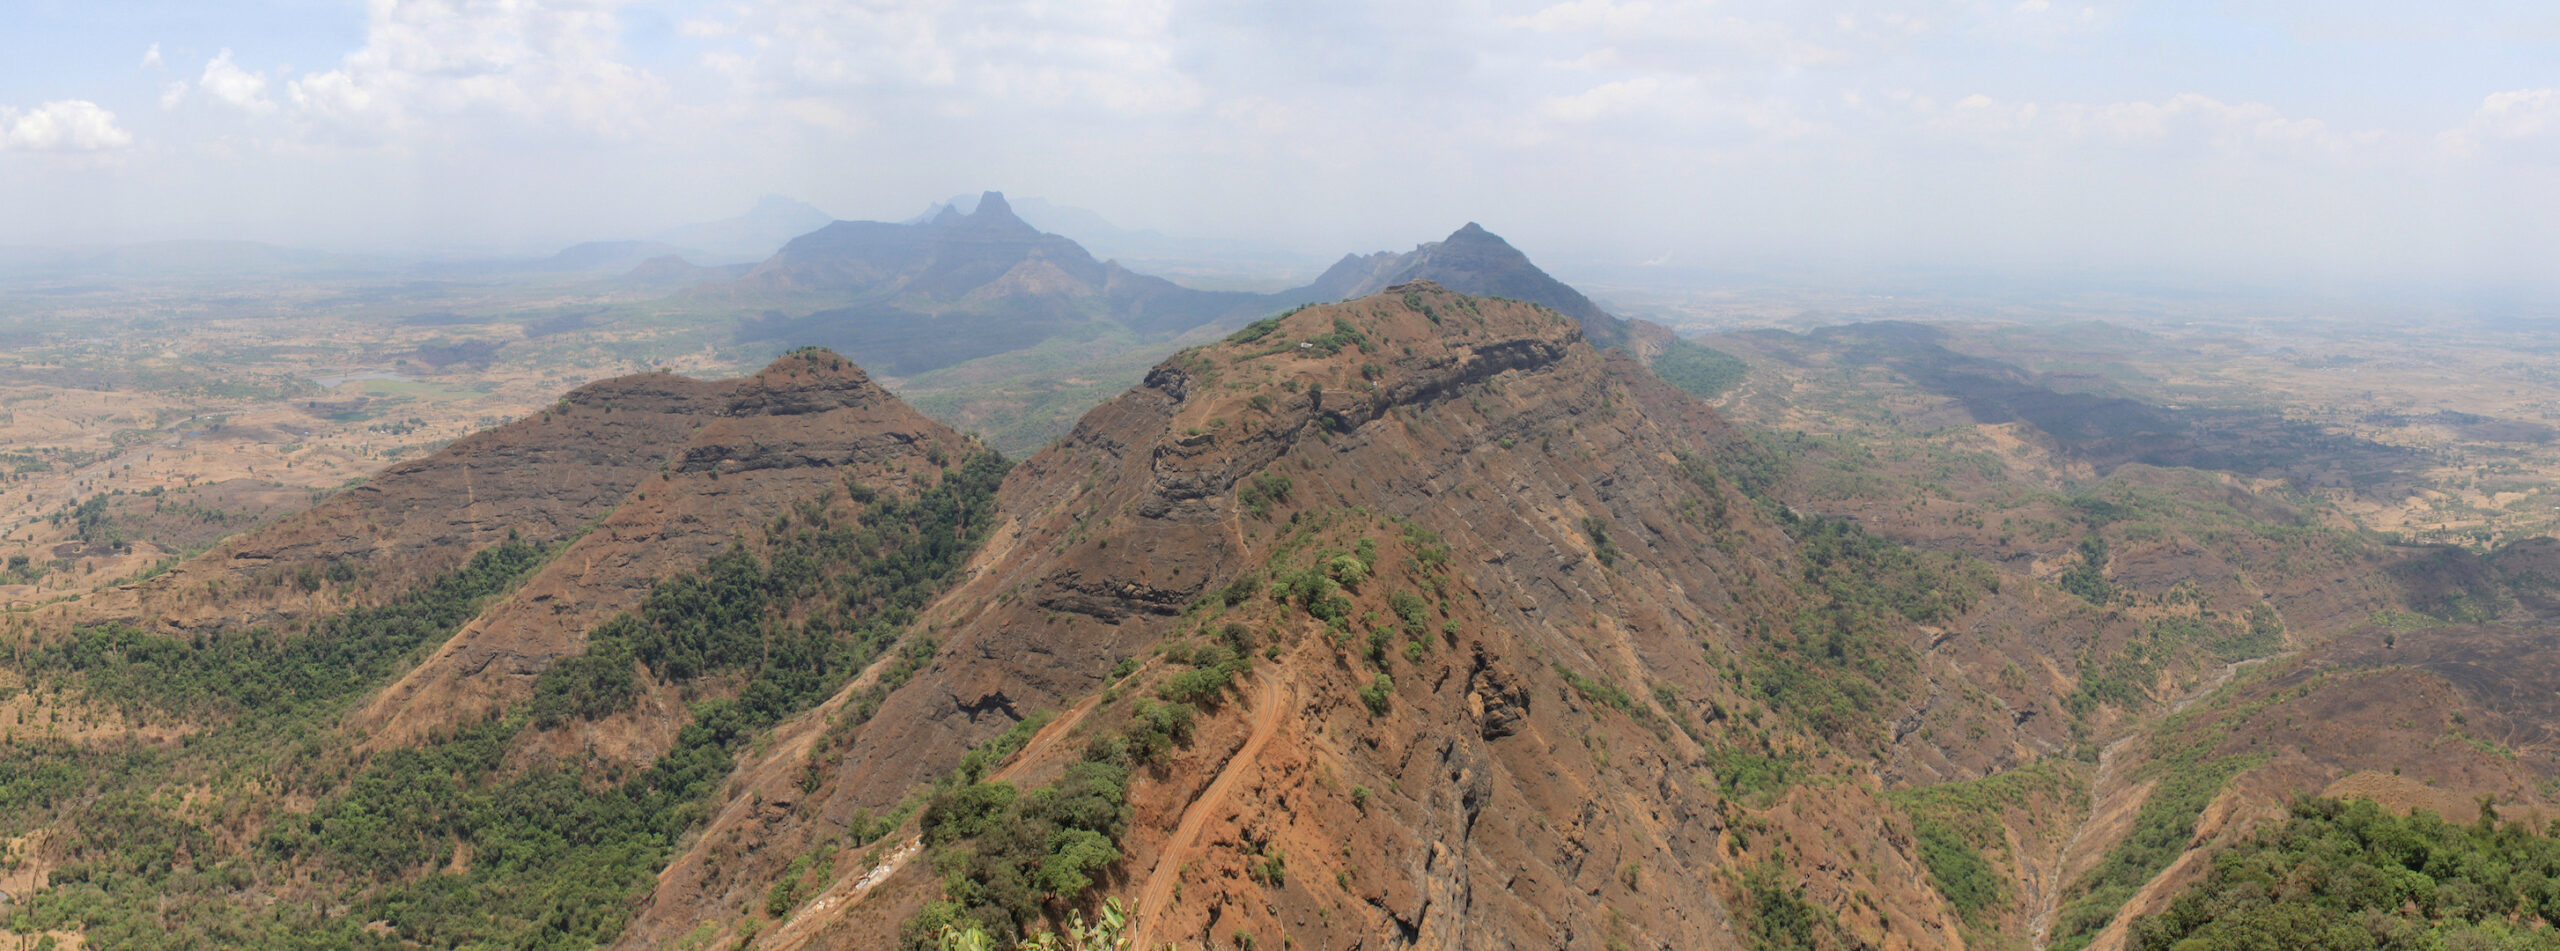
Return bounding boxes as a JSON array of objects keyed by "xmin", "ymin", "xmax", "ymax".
[
  {"xmin": 15, "ymin": 281, "xmax": 2555, "ymax": 951},
  {"xmin": 717, "ymin": 193, "xmax": 1303, "ymax": 377}
]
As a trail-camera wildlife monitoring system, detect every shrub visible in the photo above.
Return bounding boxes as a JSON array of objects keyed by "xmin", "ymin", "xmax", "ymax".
[
  {"xmin": 1326, "ymin": 553, "xmax": 1370, "ymax": 590},
  {"xmin": 922, "ymin": 782, "xmax": 1020, "ymax": 846},
  {"xmin": 1238, "ymin": 472, "xmax": 1293, "ymax": 519},
  {"xmin": 1359, "ymin": 675, "xmax": 1394, "ymax": 715},
  {"xmin": 1157, "ymin": 667, "xmax": 1236, "ymax": 706}
]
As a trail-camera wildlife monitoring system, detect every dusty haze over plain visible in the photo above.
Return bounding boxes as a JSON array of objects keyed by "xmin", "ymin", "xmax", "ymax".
[{"xmin": 1, "ymin": 0, "xmax": 2554, "ymax": 293}]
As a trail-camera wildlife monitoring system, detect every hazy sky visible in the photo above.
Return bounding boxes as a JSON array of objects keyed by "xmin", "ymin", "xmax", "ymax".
[{"xmin": 2, "ymin": 0, "xmax": 2554, "ymax": 291}]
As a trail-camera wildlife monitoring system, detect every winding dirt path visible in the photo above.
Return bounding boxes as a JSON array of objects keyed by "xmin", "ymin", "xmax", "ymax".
[
  {"xmin": 1129, "ymin": 673, "xmax": 1290, "ymax": 944},
  {"xmin": 2028, "ymin": 732, "xmax": 2132, "ymax": 948},
  {"xmin": 2026, "ymin": 652, "xmax": 2291, "ymax": 948},
  {"xmin": 761, "ymin": 685, "xmax": 1118, "ymax": 951}
]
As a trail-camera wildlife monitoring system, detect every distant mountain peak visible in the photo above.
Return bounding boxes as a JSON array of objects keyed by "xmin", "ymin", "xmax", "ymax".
[
  {"xmin": 1305, "ymin": 222, "xmax": 1628, "ymax": 345},
  {"xmin": 956, "ymin": 190, "xmax": 1035, "ymax": 233}
]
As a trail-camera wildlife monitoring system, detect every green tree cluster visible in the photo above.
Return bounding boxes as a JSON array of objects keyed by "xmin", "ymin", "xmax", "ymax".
[
  {"xmin": 907, "ymin": 737, "xmax": 1134, "ymax": 948},
  {"xmin": 7, "ymin": 454, "xmax": 1010, "ymax": 950},
  {"xmin": 39, "ymin": 534, "xmax": 548, "ymax": 721},
  {"xmin": 2134, "ymin": 797, "xmax": 2560, "ymax": 951},
  {"xmin": 1742, "ymin": 515, "xmax": 1995, "ymax": 746}
]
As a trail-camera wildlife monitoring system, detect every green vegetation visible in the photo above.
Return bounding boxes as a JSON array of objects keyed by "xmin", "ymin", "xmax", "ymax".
[
  {"xmin": 1736, "ymin": 860, "xmax": 1857, "ymax": 951},
  {"xmin": 1582, "ymin": 515, "xmax": 1623, "ymax": 567},
  {"xmin": 904, "ymin": 642, "xmax": 1273, "ymax": 948},
  {"xmin": 2050, "ymin": 753, "xmax": 2266, "ymax": 950},
  {"xmin": 1913, "ymin": 815, "xmax": 2003, "ymax": 923},
  {"xmin": 1155, "ymin": 624, "xmax": 1256, "ymax": 707},
  {"xmin": 2059, "ymin": 534, "xmax": 2114, "ymax": 605},
  {"xmin": 1227, "ymin": 314, "xmax": 1287, "ymax": 345},
  {"xmin": 2234, "ymin": 603, "xmax": 2287, "ymax": 658},
  {"xmin": 37, "ymin": 535, "xmax": 549, "ymax": 721},
  {"xmin": 1299, "ymin": 316, "xmax": 1376, "ymax": 356},
  {"xmin": 2068, "ymin": 613, "xmax": 2282, "ymax": 718},
  {"xmin": 935, "ymin": 897, "xmax": 1132, "ymax": 951},
  {"xmin": 51, "ymin": 491, "xmax": 126, "ymax": 550},
  {"xmin": 1651, "ymin": 338, "xmax": 1749, "ymax": 400},
  {"xmin": 1238, "ymin": 470, "xmax": 1293, "ymax": 519},
  {"xmin": 1888, "ymin": 761, "xmax": 2078, "ymax": 926},
  {"xmin": 533, "ymin": 452, "xmax": 1008, "ymax": 732},
  {"xmin": 3, "ymin": 455, "xmax": 1009, "ymax": 951},
  {"xmin": 1743, "ymin": 515, "xmax": 1996, "ymax": 747},
  {"xmin": 1703, "ymin": 747, "xmax": 1800, "ymax": 808},
  {"xmin": 1360, "ymin": 674, "xmax": 1394, "ymax": 716},
  {"xmin": 1556, "ymin": 662, "xmax": 1642, "ymax": 717},
  {"xmin": 2134, "ymin": 797, "xmax": 2560, "ymax": 951}
]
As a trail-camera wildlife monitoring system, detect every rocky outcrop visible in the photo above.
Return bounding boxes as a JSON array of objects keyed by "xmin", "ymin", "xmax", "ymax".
[{"xmin": 618, "ymin": 282, "xmax": 1972, "ymax": 950}]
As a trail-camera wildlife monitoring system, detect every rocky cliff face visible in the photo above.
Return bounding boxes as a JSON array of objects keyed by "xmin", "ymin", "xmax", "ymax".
[
  {"xmin": 615, "ymin": 283, "xmax": 2094, "ymax": 950},
  {"xmin": 25, "ymin": 282, "xmax": 2476, "ymax": 951},
  {"xmin": 53, "ymin": 350, "xmax": 979, "ymax": 744},
  {"xmin": 354, "ymin": 351, "xmax": 980, "ymax": 748}
]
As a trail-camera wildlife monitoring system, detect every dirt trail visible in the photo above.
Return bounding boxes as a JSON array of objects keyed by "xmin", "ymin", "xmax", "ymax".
[
  {"xmin": 997, "ymin": 688, "xmax": 1112, "ymax": 784},
  {"xmin": 762, "ymin": 683, "xmax": 1115, "ymax": 951},
  {"xmin": 1129, "ymin": 673, "xmax": 1290, "ymax": 945},
  {"xmin": 2027, "ymin": 732, "xmax": 2132, "ymax": 948},
  {"xmin": 2172, "ymin": 653, "xmax": 2286, "ymax": 716},
  {"xmin": 2026, "ymin": 653, "xmax": 2289, "ymax": 948}
]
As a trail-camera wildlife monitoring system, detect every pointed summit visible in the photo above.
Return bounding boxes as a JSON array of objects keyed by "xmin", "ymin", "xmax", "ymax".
[
  {"xmin": 962, "ymin": 190, "xmax": 1036, "ymax": 233},
  {"xmin": 1306, "ymin": 222, "xmax": 1630, "ymax": 346}
]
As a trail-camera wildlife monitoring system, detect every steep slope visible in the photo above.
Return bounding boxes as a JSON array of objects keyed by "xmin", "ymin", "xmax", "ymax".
[
  {"xmin": 14, "ymin": 278, "xmax": 2527, "ymax": 951},
  {"xmin": 0, "ymin": 350, "xmax": 999, "ymax": 950},
  {"xmin": 617, "ymin": 283, "xmax": 2104, "ymax": 950},
  {"xmin": 352, "ymin": 350, "xmax": 979, "ymax": 748},
  {"xmin": 54, "ymin": 353, "xmax": 966, "ymax": 648},
  {"xmin": 1676, "ymin": 317, "xmax": 2560, "ymax": 951},
  {"xmin": 53, "ymin": 369, "xmax": 742, "ymax": 638}
]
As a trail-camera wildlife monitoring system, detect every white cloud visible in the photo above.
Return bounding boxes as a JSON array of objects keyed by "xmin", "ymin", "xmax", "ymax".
[
  {"xmin": 1537, "ymin": 77, "xmax": 1667, "ymax": 123},
  {"xmin": 200, "ymin": 49, "xmax": 278, "ymax": 115},
  {"xmin": 141, "ymin": 43, "xmax": 164, "ymax": 71},
  {"xmin": 2064, "ymin": 94, "xmax": 2335, "ymax": 148},
  {"xmin": 285, "ymin": 0, "xmax": 671, "ymax": 139},
  {"xmin": 1923, "ymin": 91, "xmax": 2346, "ymax": 152},
  {"xmin": 1503, "ymin": 0, "xmax": 1846, "ymax": 71},
  {"xmin": 2439, "ymin": 88, "xmax": 2560, "ymax": 157},
  {"xmin": 0, "ymin": 101, "xmax": 134, "ymax": 152},
  {"xmin": 287, "ymin": 70, "xmax": 374, "ymax": 123},
  {"xmin": 2477, "ymin": 88, "xmax": 2560, "ymax": 138},
  {"xmin": 1508, "ymin": 0, "xmax": 1660, "ymax": 34},
  {"xmin": 1511, "ymin": 73, "xmax": 1818, "ymax": 150},
  {"xmin": 159, "ymin": 81, "xmax": 190, "ymax": 110},
  {"xmin": 690, "ymin": 0, "xmax": 1204, "ymax": 120}
]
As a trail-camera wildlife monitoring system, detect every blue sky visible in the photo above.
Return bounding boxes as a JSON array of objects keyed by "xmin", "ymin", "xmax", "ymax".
[{"xmin": 1, "ymin": 0, "xmax": 2554, "ymax": 293}]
